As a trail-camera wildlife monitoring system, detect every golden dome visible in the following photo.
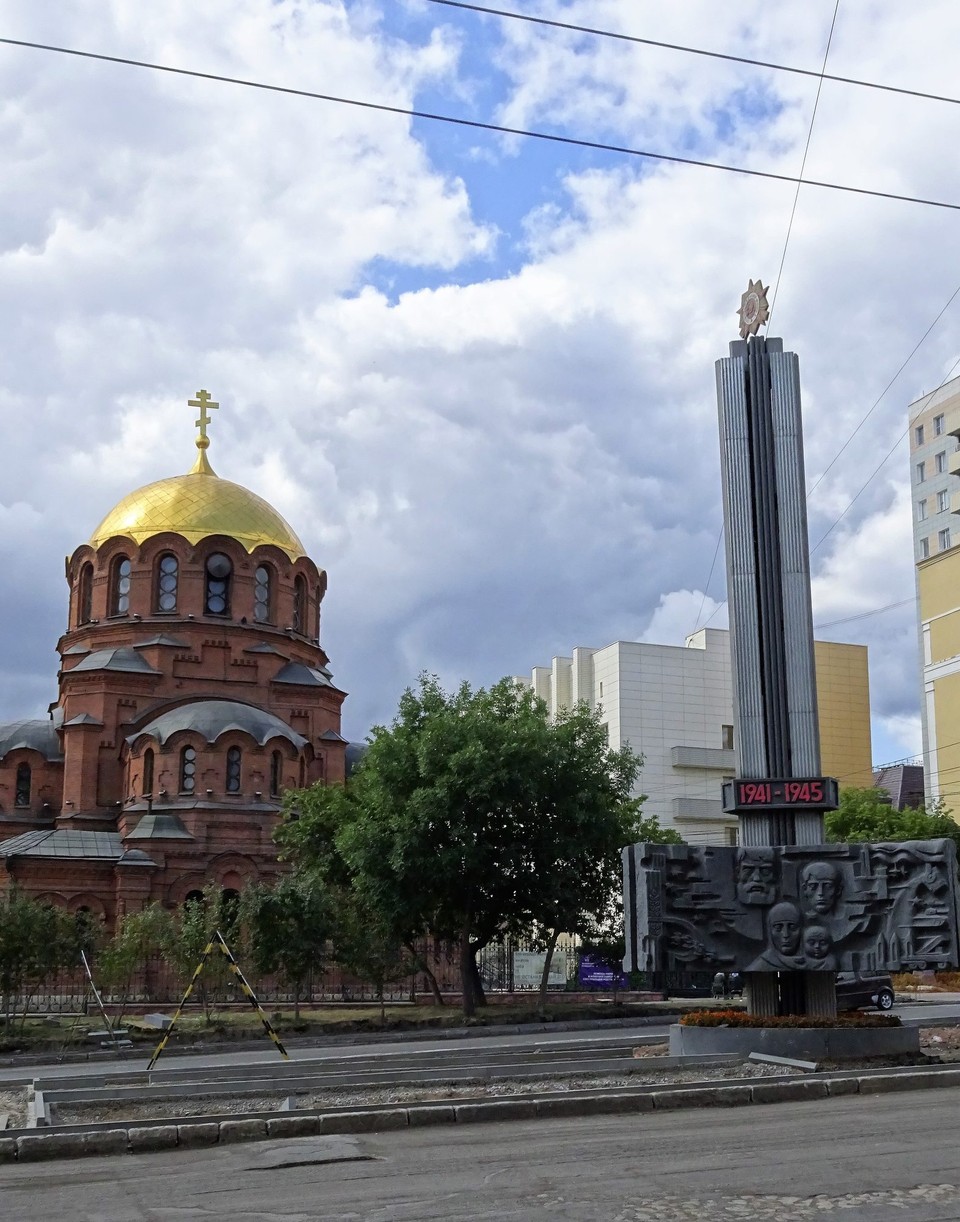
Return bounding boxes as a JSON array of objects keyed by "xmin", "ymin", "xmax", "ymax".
[{"xmin": 88, "ymin": 449, "xmax": 306, "ymax": 560}]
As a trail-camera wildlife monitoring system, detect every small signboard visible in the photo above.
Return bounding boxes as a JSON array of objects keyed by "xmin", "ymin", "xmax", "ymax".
[
  {"xmin": 512, "ymin": 950, "xmax": 567, "ymax": 989},
  {"xmin": 577, "ymin": 954, "xmax": 629, "ymax": 990}
]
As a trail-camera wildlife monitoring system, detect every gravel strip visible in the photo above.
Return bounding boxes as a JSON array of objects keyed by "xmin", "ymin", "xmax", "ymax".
[{"xmin": 0, "ymin": 1088, "xmax": 28, "ymax": 1128}]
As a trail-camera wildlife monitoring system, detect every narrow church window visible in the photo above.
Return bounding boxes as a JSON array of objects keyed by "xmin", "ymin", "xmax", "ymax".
[
  {"xmin": 156, "ymin": 554, "xmax": 179, "ymax": 612},
  {"xmin": 15, "ymin": 762, "xmax": 30, "ymax": 807},
  {"xmin": 110, "ymin": 556, "xmax": 132, "ymax": 616},
  {"xmin": 254, "ymin": 565, "xmax": 272, "ymax": 623},
  {"xmin": 226, "ymin": 746, "xmax": 242, "ymax": 793},
  {"xmin": 143, "ymin": 748, "xmax": 154, "ymax": 796},
  {"xmin": 205, "ymin": 552, "xmax": 232, "ymax": 616},
  {"xmin": 78, "ymin": 563, "xmax": 93, "ymax": 625},
  {"xmin": 292, "ymin": 574, "xmax": 306, "ymax": 633},
  {"xmin": 270, "ymin": 750, "xmax": 282, "ymax": 796},
  {"xmin": 180, "ymin": 746, "xmax": 196, "ymax": 793}
]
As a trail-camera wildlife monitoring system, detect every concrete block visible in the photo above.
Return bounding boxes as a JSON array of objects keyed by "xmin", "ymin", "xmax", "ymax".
[
  {"xmin": 454, "ymin": 1100, "xmax": 539, "ymax": 1125},
  {"xmin": 406, "ymin": 1105, "xmax": 457, "ymax": 1127},
  {"xmin": 652, "ymin": 1085, "xmax": 752, "ymax": 1111},
  {"xmin": 536, "ymin": 1093, "xmax": 653, "ymax": 1119},
  {"xmin": 825, "ymin": 1076, "xmax": 860, "ymax": 1097},
  {"xmin": 129, "ymin": 1125, "xmax": 178, "ymax": 1153},
  {"xmin": 266, "ymin": 1115, "xmax": 325, "ymax": 1139},
  {"xmin": 17, "ymin": 1128, "xmax": 128, "ymax": 1162},
  {"xmin": 177, "ymin": 1123, "xmax": 220, "ymax": 1149},
  {"xmin": 750, "ymin": 1080, "xmax": 829, "ymax": 1104},
  {"xmin": 84, "ymin": 1129, "xmax": 129, "ymax": 1157},
  {"xmin": 857, "ymin": 1070, "xmax": 960, "ymax": 1095},
  {"xmin": 0, "ymin": 1137, "xmax": 17, "ymax": 1163},
  {"xmin": 318, "ymin": 1109, "xmax": 408, "ymax": 1135},
  {"xmin": 219, "ymin": 1119, "xmax": 267, "ymax": 1144}
]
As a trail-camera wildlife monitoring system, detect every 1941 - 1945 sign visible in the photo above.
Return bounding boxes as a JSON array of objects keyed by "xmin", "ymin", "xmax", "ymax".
[{"xmin": 722, "ymin": 776, "xmax": 839, "ymax": 813}]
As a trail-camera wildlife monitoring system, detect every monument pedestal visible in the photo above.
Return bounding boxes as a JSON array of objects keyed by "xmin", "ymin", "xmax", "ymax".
[{"xmin": 669, "ymin": 1023, "xmax": 919, "ymax": 1060}]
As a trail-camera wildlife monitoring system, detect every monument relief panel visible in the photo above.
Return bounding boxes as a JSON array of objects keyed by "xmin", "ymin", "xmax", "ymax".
[{"xmin": 622, "ymin": 840, "xmax": 960, "ymax": 975}]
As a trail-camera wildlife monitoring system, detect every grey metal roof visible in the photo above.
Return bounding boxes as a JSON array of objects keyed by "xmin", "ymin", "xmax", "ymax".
[
  {"xmin": 129, "ymin": 700, "xmax": 308, "ymax": 750},
  {"xmin": 70, "ymin": 647, "xmax": 162, "ymax": 676},
  {"xmin": 319, "ymin": 729, "xmax": 347, "ymax": 742},
  {"xmin": 0, "ymin": 829, "xmax": 123, "ymax": 860},
  {"xmin": 62, "ymin": 644, "xmax": 91, "ymax": 656},
  {"xmin": 133, "ymin": 634, "xmax": 189, "ymax": 649},
  {"xmin": 272, "ymin": 662, "xmax": 332, "ymax": 687},
  {"xmin": 244, "ymin": 642, "xmax": 288, "ymax": 656},
  {"xmin": 0, "ymin": 718, "xmax": 63, "ymax": 762},
  {"xmin": 126, "ymin": 812, "xmax": 195, "ymax": 841},
  {"xmin": 63, "ymin": 713, "xmax": 104, "ymax": 727}
]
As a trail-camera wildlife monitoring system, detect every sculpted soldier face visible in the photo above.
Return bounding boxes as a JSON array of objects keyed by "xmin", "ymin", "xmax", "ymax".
[
  {"xmin": 801, "ymin": 861, "xmax": 841, "ymax": 915},
  {"xmin": 736, "ymin": 848, "xmax": 777, "ymax": 905},
  {"xmin": 768, "ymin": 902, "xmax": 802, "ymax": 956}
]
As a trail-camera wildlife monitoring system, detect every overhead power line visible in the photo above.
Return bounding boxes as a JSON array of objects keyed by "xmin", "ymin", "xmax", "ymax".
[
  {"xmin": 427, "ymin": 0, "xmax": 960, "ymax": 111},
  {"xmin": 3, "ymin": 36, "xmax": 960, "ymax": 212}
]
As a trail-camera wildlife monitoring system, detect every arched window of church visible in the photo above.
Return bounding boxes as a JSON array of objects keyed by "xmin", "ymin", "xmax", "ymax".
[
  {"xmin": 15, "ymin": 762, "xmax": 31, "ymax": 807},
  {"xmin": 143, "ymin": 748, "xmax": 155, "ymax": 796},
  {"xmin": 315, "ymin": 584, "xmax": 321, "ymax": 639},
  {"xmin": 180, "ymin": 746, "xmax": 196, "ymax": 793},
  {"xmin": 110, "ymin": 556, "xmax": 132, "ymax": 616},
  {"xmin": 292, "ymin": 574, "xmax": 307, "ymax": 633},
  {"xmin": 205, "ymin": 552, "xmax": 232, "ymax": 616},
  {"xmin": 226, "ymin": 746, "xmax": 242, "ymax": 793},
  {"xmin": 270, "ymin": 750, "xmax": 282, "ymax": 796},
  {"xmin": 78, "ymin": 563, "xmax": 93, "ymax": 626},
  {"xmin": 254, "ymin": 565, "xmax": 272, "ymax": 623},
  {"xmin": 155, "ymin": 553, "xmax": 179, "ymax": 613}
]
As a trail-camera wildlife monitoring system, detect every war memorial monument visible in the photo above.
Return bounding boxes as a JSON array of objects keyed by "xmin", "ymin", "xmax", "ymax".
[{"xmin": 623, "ymin": 282, "xmax": 960, "ymax": 1026}]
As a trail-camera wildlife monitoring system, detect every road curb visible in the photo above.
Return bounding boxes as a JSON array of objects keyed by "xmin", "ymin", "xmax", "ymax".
[{"xmin": 9, "ymin": 1062, "xmax": 960, "ymax": 1161}]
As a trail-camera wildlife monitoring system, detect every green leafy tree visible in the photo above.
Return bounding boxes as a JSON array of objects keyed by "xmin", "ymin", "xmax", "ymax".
[
  {"xmin": 98, "ymin": 904, "xmax": 173, "ymax": 1019},
  {"xmin": 163, "ymin": 884, "xmax": 238, "ymax": 1024},
  {"xmin": 333, "ymin": 674, "xmax": 647, "ymax": 1018},
  {"xmin": 242, "ymin": 877, "xmax": 332, "ymax": 1020},
  {"xmin": 825, "ymin": 787, "xmax": 960, "ymax": 854},
  {"xmin": 333, "ymin": 887, "xmax": 414, "ymax": 1024},
  {"xmin": 0, "ymin": 891, "xmax": 78, "ymax": 1034}
]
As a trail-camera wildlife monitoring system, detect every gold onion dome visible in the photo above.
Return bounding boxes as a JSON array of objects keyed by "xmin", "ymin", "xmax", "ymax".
[{"xmin": 86, "ymin": 390, "xmax": 306, "ymax": 560}]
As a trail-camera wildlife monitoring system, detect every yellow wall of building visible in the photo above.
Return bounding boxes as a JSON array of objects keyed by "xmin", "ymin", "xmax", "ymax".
[
  {"xmin": 814, "ymin": 641, "xmax": 872, "ymax": 789},
  {"xmin": 933, "ymin": 672, "xmax": 960, "ymax": 809},
  {"xmin": 919, "ymin": 548, "xmax": 960, "ymax": 628}
]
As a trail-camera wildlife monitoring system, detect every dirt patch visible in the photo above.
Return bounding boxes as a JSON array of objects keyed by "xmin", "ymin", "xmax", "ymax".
[{"xmin": 0, "ymin": 1088, "xmax": 28, "ymax": 1129}]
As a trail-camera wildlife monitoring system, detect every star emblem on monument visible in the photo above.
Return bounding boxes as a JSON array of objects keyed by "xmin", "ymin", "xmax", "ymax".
[{"xmin": 736, "ymin": 278, "xmax": 770, "ymax": 338}]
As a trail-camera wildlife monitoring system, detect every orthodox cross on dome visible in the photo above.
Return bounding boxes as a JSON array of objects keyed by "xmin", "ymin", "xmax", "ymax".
[
  {"xmin": 188, "ymin": 388, "xmax": 219, "ymax": 452},
  {"xmin": 736, "ymin": 279, "xmax": 770, "ymax": 339}
]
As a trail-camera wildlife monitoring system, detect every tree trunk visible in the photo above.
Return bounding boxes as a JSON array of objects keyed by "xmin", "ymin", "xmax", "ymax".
[
  {"xmin": 537, "ymin": 929, "xmax": 560, "ymax": 1016},
  {"xmin": 466, "ymin": 944, "xmax": 486, "ymax": 1008},
  {"xmin": 460, "ymin": 925, "xmax": 476, "ymax": 1018},
  {"xmin": 406, "ymin": 942, "xmax": 445, "ymax": 1006}
]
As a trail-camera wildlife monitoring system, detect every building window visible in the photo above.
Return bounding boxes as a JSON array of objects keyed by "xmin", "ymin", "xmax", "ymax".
[
  {"xmin": 939, "ymin": 528, "xmax": 951, "ymax": 551},
  {"xmin": 916, "ymin": 461, "xmax": 926, "ymax": 484},
  {"xmin": 254, "ymin": 565, "xmax": 272, "ymax": 623},
  {"xmin": 226, "ymin": 746, "xmax": 242, "ymax": 793},
  {"xmin": 15, "ymin": 762, "xmax": 30, "ymax": 807},
  {"xmin": 143, "ymin": 748, "xmax": 154, "ymax": 796},
  {"xmin": 917, "ymin": 499, "xmax": 928, "ymax": 521},
  {"xmin": 915, "ymin": 424, "xmax": 925, "ymax": 446},
  {"xmin": 721, "ymin": 724, "xmax": 734, "ymax": 750},
  {"xmin": 920, "ymin": 537, "xmax": 930, "ymax": 559},
  {"xmin": 726, "ymin": 826, "xmax": 739, "ymax": 847},
  {"xmin": 938, "ymin": 490, "xmax": 950, "ymax": 513},
  {"xmin": 935, "ymin": 413, "xmax": 945, "ymax": 435},
  {"xmin": 78, "ymin": 563, "xmax": 93, "ymax": 625},
  {"xmin": 292, "ymin": 575, "xmax": 307, "ymax": 633},
  {"xmin": 110, "ymin": 556, "xmax": 132, "ymax": 616},
  {"xmin": 270, "ymin": 751, "xmax": 282, "ymax": 796},
  {"xmin": 205, "ymin": 553, "xmax": 232, "ymax": 616},
  {"xmin": 180, "ymin": 746, "xmax": 197, "ymax": 793},
  {"xmin": 156, "ymin": 553, "xmax": 179, "ymax": 613},
  {"xmin": 936, "ymin": 451, "xmax": 947, "ymax": 474}
]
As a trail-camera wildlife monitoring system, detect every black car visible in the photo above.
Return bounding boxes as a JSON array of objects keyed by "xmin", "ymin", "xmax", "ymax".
[{"xmin": 835, "ymin": 971, "xmax": 895, "ymax": 1011}]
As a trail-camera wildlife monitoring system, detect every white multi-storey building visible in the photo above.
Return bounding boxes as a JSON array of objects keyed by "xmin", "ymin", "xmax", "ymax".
[{"xmin": 519, "ymin": 627, "xmax": 872, "ymax": 845}]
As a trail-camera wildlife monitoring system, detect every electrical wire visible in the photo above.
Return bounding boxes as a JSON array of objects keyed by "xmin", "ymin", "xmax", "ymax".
[
  {"xmin": 2, "ymin": 36, "xmax": 960, "ymax": 212},
  {"xmin": 426, "ymin": 0, "xmax": 960, "ymax": 112}
]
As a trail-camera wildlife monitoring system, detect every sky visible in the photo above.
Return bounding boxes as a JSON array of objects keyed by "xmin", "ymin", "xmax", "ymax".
[{"xmin": 1, "ymin": 0, "xmax": 959, "ymax": 774}]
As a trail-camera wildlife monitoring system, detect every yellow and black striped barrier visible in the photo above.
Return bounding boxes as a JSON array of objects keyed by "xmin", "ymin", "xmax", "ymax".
[{"xmin": 147, "ymin": 930, "xmax": 289, "ymax": 1071}]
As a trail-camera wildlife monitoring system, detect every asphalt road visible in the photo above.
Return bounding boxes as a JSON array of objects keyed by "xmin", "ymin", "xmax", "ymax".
[{"xmin": 2, "ymin": 1089, "xmax": 960, "ymax": 1220}]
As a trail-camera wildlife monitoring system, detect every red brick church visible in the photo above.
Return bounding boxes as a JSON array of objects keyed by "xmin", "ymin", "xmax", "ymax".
[{"xmin": 0, "ymin": 391, "xmax": 346, "ymax": 926}]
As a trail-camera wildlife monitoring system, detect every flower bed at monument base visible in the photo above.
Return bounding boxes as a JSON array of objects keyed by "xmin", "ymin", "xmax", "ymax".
[
  {"xmin": 680, "ymin": 1009, "xmax": 901, "ymax": 1029},
  {"xmin": 670, "ymin": 1013, "xmax": 918, "ymax": 1060}
]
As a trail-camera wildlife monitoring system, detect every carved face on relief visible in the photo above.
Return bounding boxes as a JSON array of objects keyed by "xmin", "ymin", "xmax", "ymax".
[
  {"xmin": 736, "ymin": 848, "xmax": 777, "ymax": 906},
  {"xmin": 803, "ymin": 924, "xmax": 833, "ymax": 961},
  {"xmin": 768, "ymin": 902, "xmax": 802, "ymax": 956},
  {"xmin": 800, "ymin": 861, "xmax": 841, "ymax": 915}
]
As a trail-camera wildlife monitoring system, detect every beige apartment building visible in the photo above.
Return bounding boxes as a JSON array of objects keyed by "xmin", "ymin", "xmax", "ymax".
[
  {"xmin": 910, "ymin": 374, "xmax": 960, "ymax": 808},
  {"xmin": 519, "ymin": 628, "xmax": 871, "ymax": 845}
]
